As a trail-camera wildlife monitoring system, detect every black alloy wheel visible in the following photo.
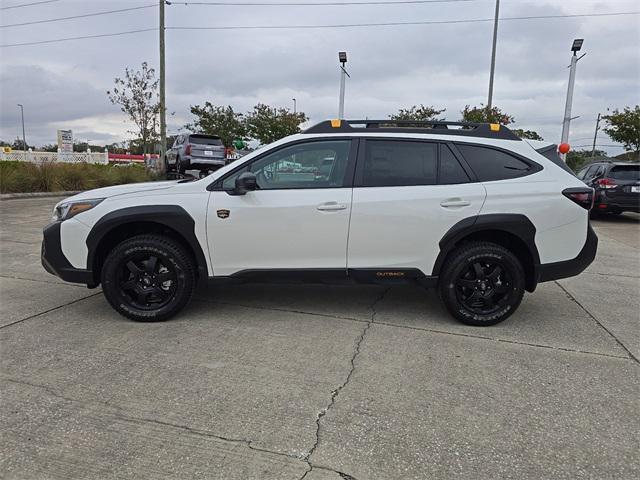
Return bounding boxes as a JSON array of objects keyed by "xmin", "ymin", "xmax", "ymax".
[
  {"xmin": 440, "ymin": 242, "xmax": 525, "ymax": 326},
  {"xmin": 455, "ymin": 260, "xmax": 512, "ymax": 316},
  {"xmin": 101, "ymin": 235, "xmax": 195, "ymax": 322},
  {"xmin": 117, "ymin": 254, "xmax": 177, "ymax": 311}
]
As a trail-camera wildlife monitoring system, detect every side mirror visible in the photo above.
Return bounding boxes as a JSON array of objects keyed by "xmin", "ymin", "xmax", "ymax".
[{"xmin": 234, "ymin": 171, "xmax": 257, "ymax": 195}]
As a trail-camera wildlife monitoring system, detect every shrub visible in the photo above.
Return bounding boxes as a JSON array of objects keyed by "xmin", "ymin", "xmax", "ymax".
[{"xmin": 0, "ymin": 161, "xmax": 158, "ymax": 194}]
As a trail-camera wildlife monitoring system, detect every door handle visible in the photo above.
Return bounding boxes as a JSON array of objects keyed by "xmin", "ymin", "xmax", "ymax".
[
  {"xmin": 440, "ymin": 199, "xmax": 471, "ymax": 208},
  {"xmin": 317, "ymin": 202, "xmax": 347, "ymax": 211}
]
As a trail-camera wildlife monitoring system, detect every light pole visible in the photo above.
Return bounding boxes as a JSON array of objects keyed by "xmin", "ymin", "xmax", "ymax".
[
  {"xmin": 159, "ymin": 0, "xmax": 167, "ymax": 174},
  {"xmin": 17, "ymin": 104, "xmax": 26, "ymax": 158},
  {"xmin": 560, "ymin": 38, "xmax": 585, "ymax": 161},
  {"xmin": 292, "ymin": 98, "xmax": 297, "ymax": 114},
  {"xmin": 338, "ymin": 51, "xmax": 350, "ymax": 119},
  {"xmin": 487, "ymin": 0, "xmax": 500, "ymax": 114}
]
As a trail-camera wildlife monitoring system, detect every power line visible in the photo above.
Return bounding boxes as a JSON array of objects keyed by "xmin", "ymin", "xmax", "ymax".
[
  {"xmin": 171, "ymin": 0, "xmax": 476, "ymax": 5},
  {"xmin": 166, "ymin": 11, "xmax": 640, "ymax": 30},
  {"xmin": 2, "ymin": 10, "xmax": 638, "ymax": 48},
  {"xmin": 0, "ymin": 0, "xmax": 60, "ymax": 10},
  {"xmin": 0, "ymin": 28, "xmax": 157, "ymax": 48},
  {"xmin": 0, "ymin": 4, "xmax": 157, "ymax": 29}
]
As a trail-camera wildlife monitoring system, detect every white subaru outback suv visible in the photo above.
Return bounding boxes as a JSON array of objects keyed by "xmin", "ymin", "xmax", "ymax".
[{"xmin": 42, "ymin": 120, "xmax": 597, "ymax": 326}]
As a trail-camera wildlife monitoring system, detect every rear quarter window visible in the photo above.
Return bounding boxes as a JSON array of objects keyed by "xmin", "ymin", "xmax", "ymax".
[
  {"xmin": 537, "ymin": 145, "xmax": 575, "ymax": 175},
  {"xmin": 456, "ymin": 144, "xmax": 537, "ymax": 181}
]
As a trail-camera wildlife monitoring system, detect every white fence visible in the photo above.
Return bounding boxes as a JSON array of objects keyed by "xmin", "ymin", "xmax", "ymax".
[{"xmin": 0, "ymin": 150, "xmax": 108, "ymax": 165}]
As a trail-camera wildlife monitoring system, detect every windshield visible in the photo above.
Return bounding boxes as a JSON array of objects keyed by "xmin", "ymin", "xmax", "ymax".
[{"xmin": 609, "ymin": 165, "xmax": 640, "ymax": 180}]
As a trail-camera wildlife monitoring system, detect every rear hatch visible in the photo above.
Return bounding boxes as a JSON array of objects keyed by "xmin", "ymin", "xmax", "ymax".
[
  {"xmin": 188, "ymin": 134, "xmax": 225, "ymax": 159},
  {"xmin": 602, "ymin": 164, "xmax": 640, "ymax": 204}
]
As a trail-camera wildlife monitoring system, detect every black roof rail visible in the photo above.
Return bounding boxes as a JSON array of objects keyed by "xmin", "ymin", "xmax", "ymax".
[{"xmin": 303, "ymin": 119, "xmax": 522, "ymax": 141}]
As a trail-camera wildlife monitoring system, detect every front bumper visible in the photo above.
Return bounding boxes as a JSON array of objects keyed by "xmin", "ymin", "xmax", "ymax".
[
  {"xmin": 42, "ymin": 221, "xmax": 94, "ymax": 285},
  {"xmin": 536, "ymin": 223, "xmax": 598, "ymax": 283}
]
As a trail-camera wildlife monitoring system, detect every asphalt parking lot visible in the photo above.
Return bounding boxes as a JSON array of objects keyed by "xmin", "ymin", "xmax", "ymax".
[{"xmin": 1, "ymin": 196, "xmax": 639, "ymax": 480}]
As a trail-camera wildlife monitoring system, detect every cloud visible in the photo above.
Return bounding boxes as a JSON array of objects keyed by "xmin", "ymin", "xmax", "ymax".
[{"xmin": 0, "ymin": 0, "xmax": 638, "ymax": 154}]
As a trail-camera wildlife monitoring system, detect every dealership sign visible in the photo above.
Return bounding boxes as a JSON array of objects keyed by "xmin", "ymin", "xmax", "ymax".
[{"xmin": 57, "ymin": 129, "xmax": 73, "ymax": 153}]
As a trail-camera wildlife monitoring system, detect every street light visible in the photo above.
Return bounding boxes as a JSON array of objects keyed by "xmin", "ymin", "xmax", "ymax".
[
  {"xmin": 560, "ymin": 38, "xmax": 586, "ymax": 161},
  {"xmin": 338, "ymin": 51, "xmax": 350, "ymax": 119},
  {"xmin": 292, "ymin": 98, "xmax": 297, "ymax": 114},
  {"xmin": 571, "ymin": 38, "xmax": 584, "ymax": 52},
  {"xmin": 17, "ymin": 104, "xmax": 26, "ymax": 158}
]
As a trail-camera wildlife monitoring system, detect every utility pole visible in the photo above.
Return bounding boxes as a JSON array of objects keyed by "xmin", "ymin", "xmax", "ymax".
[
  {"xmin": 560, "ymin": 38, "xmax": 585, "ymax": 161},
  {"xmin": 338, "ymin": 51, "xmax": 349, "ymax": 119},
  {"xmin": 486, "ymin": 0, "xmax": 500, "ymax": 114},
  {"xmin": 159, "ymin": 0, "xmax": 167, "ymax": 174},
  {"xmin": 17, "ymin": 104, "xmax": 26, "ymax": 159},
  {"xmin": 591, "ymin": 113, "xmax": 601, "ymax": 157}
]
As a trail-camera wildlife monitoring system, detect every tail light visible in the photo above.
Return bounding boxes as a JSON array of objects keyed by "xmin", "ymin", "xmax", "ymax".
[
  {"xmin": 597, "ymin": 178, "xmax": 617, "ymax": 189},
  {"xmin": 184, "ymin": 144, "xmax": 192, "ymax": 156},
  {"xmin": 562, "ymin": 187, "xmax": 594, "ymax": 210}
]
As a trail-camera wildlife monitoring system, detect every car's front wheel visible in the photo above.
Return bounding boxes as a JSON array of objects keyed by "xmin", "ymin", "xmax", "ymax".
[
  {"xmin": 101, "ymin": 235, "xmax": 195, "ymax": 322},
  {"xmin": 439, "ymin": 242, "xmax": 525, "ymax": 326}
]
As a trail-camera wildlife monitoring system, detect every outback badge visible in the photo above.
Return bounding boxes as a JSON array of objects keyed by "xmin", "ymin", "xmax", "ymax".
[{"xmin": 217, "ymin": 209, "xmax": 230, "ymax": 219}]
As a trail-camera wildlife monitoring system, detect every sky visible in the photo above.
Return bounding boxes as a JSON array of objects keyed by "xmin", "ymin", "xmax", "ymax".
[{"xmin": 0, "ymin": 0, "xmax": 638, "ymax": 155}]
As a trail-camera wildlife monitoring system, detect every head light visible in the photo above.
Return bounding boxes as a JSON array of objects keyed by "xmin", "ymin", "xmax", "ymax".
[{"xmin": 52, "ymin": 199, "xmax": 104, "ymax": 222}]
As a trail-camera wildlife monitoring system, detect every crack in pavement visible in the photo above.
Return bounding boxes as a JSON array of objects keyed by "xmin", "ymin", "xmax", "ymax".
[
  {"xmin": 202, "ymin": 295, "xmax": 630, "ymax": 361},
  {"xmin": 556, "ymin": 281, "xmax": 639, "ymax": 364},
  {"xmin": 0, "ymin": 292, "xmax": 102, "ymax": 330},
  {"xmin": 298, "ymin": 287, "xmax": 389, "ymax": 480},
  {"xmin": 3, "ymin": 376, "xmax": 359, "ymax": 480}
]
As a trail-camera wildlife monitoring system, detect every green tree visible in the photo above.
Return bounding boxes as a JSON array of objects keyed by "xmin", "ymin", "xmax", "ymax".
[
  {"xmin": 512, "ymin": 129, "xmax": 544, "ymax": 141},
  {"xmin": 602, "ymin": 105, "xmax": 640, "ymax": 153},
  {"xmin": 390, "ymin": 104, "xmax": 445, "ymax": 121},
  {"xmin": 461, "ymin": 104, "xmax": 543, "ymax": 140},
  {"xmin": 245, "ymin": 103, "xmax": 308, "ymax": 145},
  {"xmin": 187, "ymin": 102, "xmax": 247, "ymax": 148},
  {"xmin": 107, "ymin": 62, "xmax": 160, "ymax": 156},
  {"xmin": 461, "ymin": 104, "xmax": 514, "ymax": 124},
  {"xmin": 566, "ymin": 149, "xmax": 608, "ymax": 172}
]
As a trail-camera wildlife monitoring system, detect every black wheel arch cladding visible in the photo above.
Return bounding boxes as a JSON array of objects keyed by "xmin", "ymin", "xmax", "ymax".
[
  {"xmin": 86, "ymin": 205, "xmax": 208, "ymax": 285},
  {"xmin": 432, "ymin": 213, "xmax": 540, "ymax": 286}
]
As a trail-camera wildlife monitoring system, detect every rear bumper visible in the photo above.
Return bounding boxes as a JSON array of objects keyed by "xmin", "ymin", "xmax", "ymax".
[
  {"xmin": 42, "ymin": 221, "xmax": 94, "ymax": 285},
  {"xmin": 187, "ymin": 156, "xmax": 226, "ymax": 166},
  {"xmin": 595, "ymin": 191, "xmax": 640, "ymax": 212},
  {"xmin": 536, "ymin": 223, "xmax": 598, "ymax": 283}
]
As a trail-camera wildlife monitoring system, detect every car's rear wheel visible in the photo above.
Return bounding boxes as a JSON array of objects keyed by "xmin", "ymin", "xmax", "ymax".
[
  {"xmin": 101, "ymin": 235, "xmax": 195, "ymax": 322},
  {"xmin": 439, "ymin": 242, "xmax": 525, "ymax": 326},
  {"xmin": 178, "ymin": 156, "xmax": 189, "ymax": 174}
]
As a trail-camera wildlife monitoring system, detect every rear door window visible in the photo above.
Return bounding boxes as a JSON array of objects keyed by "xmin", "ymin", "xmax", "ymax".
[
  {"xmin": 456, "ymin": 144, "xmax": 535, "ymax": 181},
  {"xmin": 360, "ymin": 140, "xmax": 437, "ymax": 187},
  {"xmin": 609, "ymin": 165, "xmax": 640, "ymax": 180}
]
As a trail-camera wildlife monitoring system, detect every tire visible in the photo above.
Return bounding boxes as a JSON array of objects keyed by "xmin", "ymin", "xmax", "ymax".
[
  {"xmin": 165, "ymin": 156, "xmax": 175, "ymax": 173},
  {"xmin": 439, "ymin": 242, "xmax": 525, "ymax": 326},
  {"xmin": 178, "ymin": 156, "xmax": 189, "ymax": 175},
  {"xmin": 101, "ymin": 235, "xmax": 195, "ymax": 322}
]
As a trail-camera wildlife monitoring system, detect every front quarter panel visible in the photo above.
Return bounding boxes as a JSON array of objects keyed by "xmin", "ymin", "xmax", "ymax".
[{"xmin": 59, "ymin": 188, "xmax": 212, "ymax": 276}]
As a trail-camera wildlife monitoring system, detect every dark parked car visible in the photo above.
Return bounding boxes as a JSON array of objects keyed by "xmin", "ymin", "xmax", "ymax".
[
  {"xmin": 577, "ymin": 161, "xmax": 640, "ymax": 214},
  {"xmin": 166, "ymin": 133, "xmax": 226, "ymax": 174}
]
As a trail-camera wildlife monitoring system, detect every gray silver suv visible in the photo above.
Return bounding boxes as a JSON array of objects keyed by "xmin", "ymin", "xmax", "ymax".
[{"xmin": 166, "ymin": 133, "xmax": 226, "ymax": 174}]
